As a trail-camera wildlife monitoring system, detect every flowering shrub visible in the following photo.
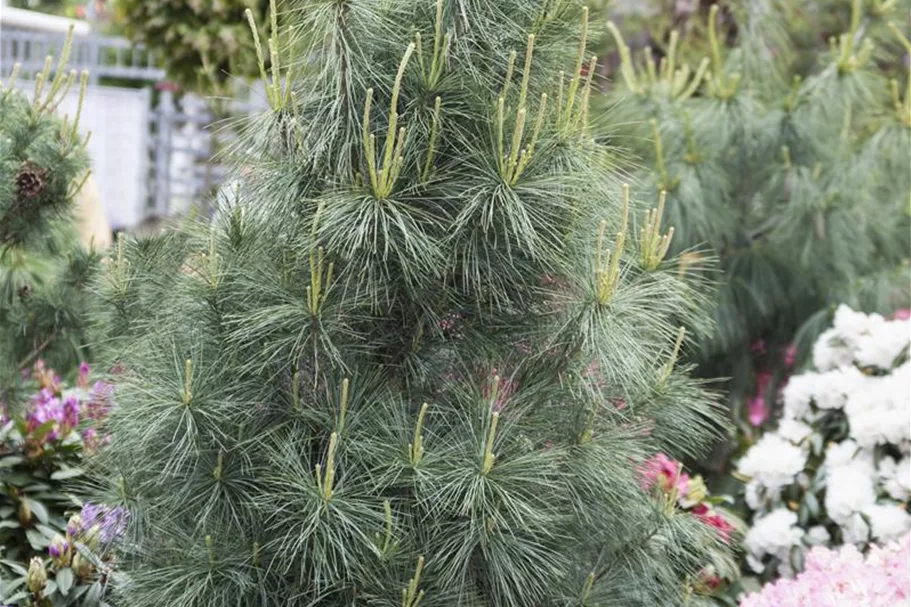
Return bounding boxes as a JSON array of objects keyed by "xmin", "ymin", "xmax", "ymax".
[
  {"xmin": 0, "ymin": 362, "xmax": 117, "ymax": 606},
  {"xmin": 739, "ymin": 533, "xmax": 911, "ymax": 607},
  {"xmin": 735, "ymin": 305, "xmax": 910, "ymax": 579},
  {"xmin": 639, "ymin": 453, "xmax": 740, "ymax": 595}
]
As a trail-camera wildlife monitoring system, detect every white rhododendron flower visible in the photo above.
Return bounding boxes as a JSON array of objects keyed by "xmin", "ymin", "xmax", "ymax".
[
  {"xmin": 824, "ymin": 439, "xmax": 864, "ymax": 467},
  {"xmin": 853, "ymin": 320, "xmax": 911, "ymax": 368},
  {"xmin": 812, "ymin": 328, "xmax": 854, "ymax": 371},
  {"xmin": 863, "ymin": 503, "xmax": 911, "ymax": 542},
  {"xmin": 745, "ymin": 509, "xmax": 804, "ymax": 573},
  {"xmin": 776, "ymin": 418, "xmax": 812, "ymax": 444},
  {"xmin": 737, "ymin": 433, "xmax": 807, "ymax": 493},
  {"xmin": 805, "ymin": 525, "xmax": 830, "ymax": 545},
  {"xmin": 878, "ymin": 456, "xmax": 911, "ymax": 501},
  {"xmin": 825, "ymin": 460, "xmax": 877, "ymax": 524},
  {"xmin": 781, "ymin": 373, "xmax": 817, "ymax": 419},
  {"xmin": 737, "ymin": 306, "xmax": 910, "ymax": 579},
  {"xmin": 844, "ymin": 365, "xmax": 911, "ymax": 448}
]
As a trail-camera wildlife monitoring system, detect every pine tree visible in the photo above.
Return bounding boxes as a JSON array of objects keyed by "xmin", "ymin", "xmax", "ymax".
[
  {"xmin": 92, "ymin": 2, "xmax": 734, "ymax": 605},
  {"xmin": 600, "ymin": 2, "xmax": 911, "ymax": 416},
  {"xmin": 0, "ymin": 32, "xmax": 99, "ymax": 390}
]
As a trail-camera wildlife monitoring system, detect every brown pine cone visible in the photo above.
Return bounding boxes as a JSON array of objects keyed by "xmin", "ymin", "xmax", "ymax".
[{"xmin": 16, "ymin": 162, "xmax": 46, "ymax": 199}]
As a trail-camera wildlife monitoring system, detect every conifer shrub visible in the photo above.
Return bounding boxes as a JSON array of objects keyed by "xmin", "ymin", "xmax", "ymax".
[
  {"xmin": 91, "ymin": 2, "xmax": 734, "ymax": 605},
  {"xmin": 600, "ymin": 2, "xmax": 911, "ymax": 418},
  {"xmin": 0, "ymin": 32, "xmax": 100, "ymax": 392}
]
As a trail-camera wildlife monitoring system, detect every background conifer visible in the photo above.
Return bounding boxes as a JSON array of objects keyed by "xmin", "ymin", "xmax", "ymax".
[
  {"xmin": 600, "ymin": 1, "xmax": 911, "ymax": 421},
  {"xmin": 0, "ymin": 34, "xmax": 98, "ymax": 390}
]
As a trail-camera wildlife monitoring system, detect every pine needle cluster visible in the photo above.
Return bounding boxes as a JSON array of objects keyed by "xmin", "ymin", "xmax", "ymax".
[
  {"xmin": 91, "ymin": 2, "xmax": 734, "ymax": 605},
  {"xmin": 601, "ymin": 2, "xmax": 911, "ymax": 407}
]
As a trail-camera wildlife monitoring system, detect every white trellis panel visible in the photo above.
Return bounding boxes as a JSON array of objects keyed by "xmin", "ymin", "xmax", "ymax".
[{"xmin": 53, "ymin": 84, "xmax": 152, "ymax": 229}]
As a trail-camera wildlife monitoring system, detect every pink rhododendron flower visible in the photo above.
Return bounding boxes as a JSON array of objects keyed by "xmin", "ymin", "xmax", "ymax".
[
  {"xmin": 692, "ymin": 503, "xmax": 735, "ymax": 544},
  {"xmin": 77, "ymin": 362, "xmax": 91, "ymax": 388},
  {"xmin": 783, "ymin": 344, "xmax": 797, "ymax": 368},
  {"xmin": 747, "ymin": 396, "xmax": 769, "ymax": 427},
  {"xmin": 740, "ymin": 533, "xmax": 911, "ymax": 607},
  {"xmin": 893, "ymin": 308, "xmax": 910, "ymax": 321},
  {"xmin": 639, "ymin": 453, "xmax": 689, "ymax": 496}
]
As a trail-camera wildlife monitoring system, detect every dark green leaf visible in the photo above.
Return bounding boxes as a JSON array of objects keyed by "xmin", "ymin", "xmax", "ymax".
[
  {"xmin": 30, "ymin": 420, "xmax": 57, "ymax": 443},
  {"xmin": 789, "ymin": 544, "xmax": 805, "ymax": 573},
  {"xmin": 83, "ymin": 582, "xmax": 103, "ymax": 606},
  {"xmin": 36, "ymin": 523, "xmax": 59, "ymax": 539},
  {"xmin": 56, "ymin": 567, "xmax": 74, "ymax": 595},
  {"xmin": 22, "ymin": 497, "xmax": 49, "ymax": 524},
  {"xmin": 26, "ymin": 528, "xmax": 51, "ymax": 549},
  {"xmin": 0, "ymin": 456, "xmax": 24, "ymax": 468},
  {"xmin": 803, "ymin": 492, "xmax": 820, "ymax": 519},
  {"xmin": 1, "ymin": 559, "xmax": 29, "ymax": 576},
  {"xmin": 50, "ymin": 467, "xmax": 85, "ymax": 481}
]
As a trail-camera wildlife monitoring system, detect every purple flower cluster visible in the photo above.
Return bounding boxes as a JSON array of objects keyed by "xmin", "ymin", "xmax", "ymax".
[
  {"xmin": 48, "ymin": 536, "xmax": 70, "ymax": 561},
  {"xmin": 72, "ymin": 503, "xmax": 130, "ymax": 546},
  {"xmin": 22, "ymin": 362, "xmax": 114, "ymax": 448},
  {"xmin": 26, "ymin": 390, "xmax": 80, "ymax": 441},
  {"xmin": 83, "ymin": 381, "xmax": 114, "ymax": 421}
]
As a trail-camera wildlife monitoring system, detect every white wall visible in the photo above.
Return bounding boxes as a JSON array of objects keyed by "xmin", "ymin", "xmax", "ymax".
[{"xmin": 40, "ymin": 83, "xmax": 151, "ymax": 229}]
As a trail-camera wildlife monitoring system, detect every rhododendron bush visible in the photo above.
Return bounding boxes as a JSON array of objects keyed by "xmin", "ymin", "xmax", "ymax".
[
  {"xmin": 734, "ymin": 305, "xmax": 910, "ymax": 581},
  {"xmin": 0, "ymin": 362, "xmax": 118, "ymax": 606},
  {"xmin": 740, "ymin": 533, "xmax": 911, "ymax": 607}
]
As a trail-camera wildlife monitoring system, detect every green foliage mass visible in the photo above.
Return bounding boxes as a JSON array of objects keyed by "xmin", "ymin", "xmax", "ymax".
[
  {"xmin": 0, "ymin": 53, "xmax": 100, "ymax": 389},
  {"xmin": 600, "ymin": 2, "xmax": 911, "ymax": 413},
  {"xmin": 113, "ymin": 0, "xmax": 270, "ymax": 93},
  {"xmin": 91, "ymin": 1, "xmax": 734, "ymax": 605},
  {"xmin": 0, "ymin": 366, "xmax": 116, "ymax": 607},
  {"xmin": 598, "ymin": 0, "xmax": 911, "ymax": 78}
]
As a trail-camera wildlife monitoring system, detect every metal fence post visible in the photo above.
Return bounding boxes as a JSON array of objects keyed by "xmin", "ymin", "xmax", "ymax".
[
  {"xmin": 153, "ymin": 89, "xmax": 175, "ymax": 217},
  {"xmin": 136, "ymin": 86, "xmax": 152, "ymax": 220}
]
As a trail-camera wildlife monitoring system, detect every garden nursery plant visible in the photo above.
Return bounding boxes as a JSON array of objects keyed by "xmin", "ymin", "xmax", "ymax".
[
  {"xmin": 0, "ymin": 31, "xmax": 123, "ymax": 607},
  {"xmin": 734, "ymin": 305, "xmax": 910, "ymax": 581},
  {"xmin": 0, "ymin": 29, "xmax": 100, "ymax": 391},
  {"xmin": 0, "ymin": 362, "xmax": 120, "ymax": 607},
  {"xmin": 600, "ymin": 0, "xmax": 911, "ymax": 420},
  {"xmin": 88, "ymin": 0, "xmax": 737, "ymax": 605}
]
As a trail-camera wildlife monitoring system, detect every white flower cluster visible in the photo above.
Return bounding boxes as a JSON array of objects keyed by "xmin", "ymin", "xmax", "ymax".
[{"xmin": 738, "ymin": 305, "xmax": 911, "ymax": 576}]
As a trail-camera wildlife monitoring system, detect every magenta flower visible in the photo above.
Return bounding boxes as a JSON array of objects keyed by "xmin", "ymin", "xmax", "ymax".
[
  {"xmin": 783, "ymin": 343, "xmax": 797, "ymax": 368},
  {"xmin": 77, "ymin": 361, "xmax": 91, "ymax": 388},
  {"xmin": 692, "ymin": 503, "xmax": 734, "ymax": 544},
  {"xmin": 62, "ymin": 396, "xmax": 80, "ymax": 429},
  {"xmin": 26, "ymin": 393, "xmax": 65, "ymax": 440},
  {"xmin": 747, "ymin": 396, "xmax": 769, "ymax": 427},
  {"xmin": 638, "ymin": 453, "xmax": 689, "ymax": 496}
]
